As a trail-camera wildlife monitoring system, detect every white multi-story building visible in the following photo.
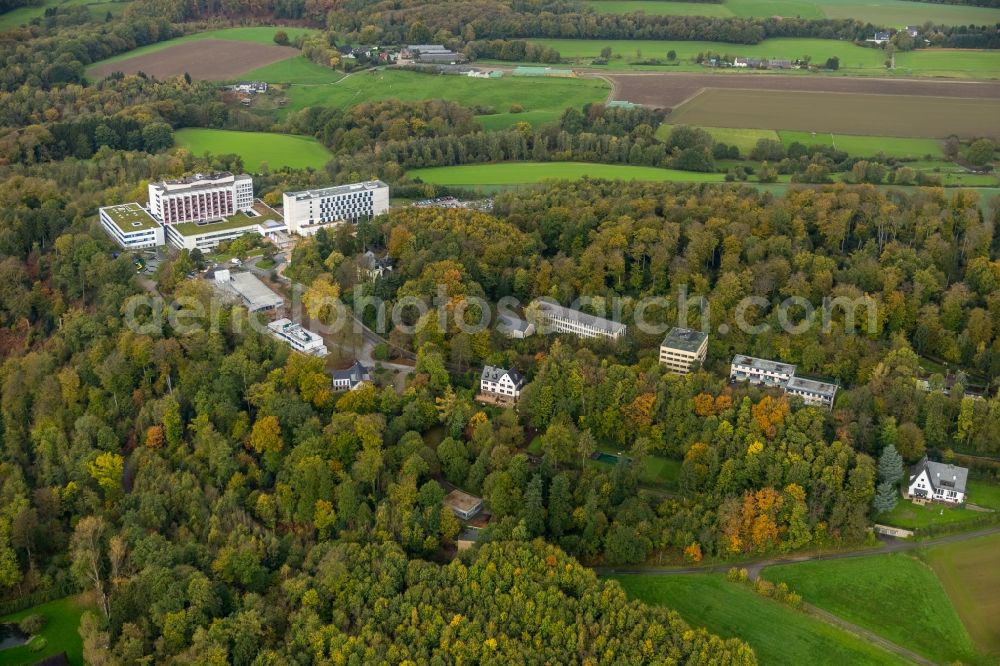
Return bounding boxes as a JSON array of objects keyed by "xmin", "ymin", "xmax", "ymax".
[
  {"xmin": 282, "ymin": 181, "xmax": 389, "ymax": 236},
  {"xmin": 785, "ymin": 376, "xmax": 838, "ymax": 409},
  {"xmin": 480, "ymin": 366, "xmax": 525, "ymax": 401},
  {"xmin": 659, "ymin": 327, "xmax": 709, "ymax": 374},
  {"xmin": 535, "ymin": 301, "xmax": 626, "ymax": 341},
  {"xmin": 98, "ymin": 203, "xmax": 164, "ymax": 249},
  {"xmin": 267, "ymin": 318, "xmax": 328, "ymax": 357},
  {"xmin": 729, "ymin": 355, "xmax": 795, "ymax": 388},
  {"xmin": 729, "ymin": 354, "xmax": 839, "ymax": 410},
  {"xmin": 148, "ymin": 172, "xmax": 253, "ymax": 226}
]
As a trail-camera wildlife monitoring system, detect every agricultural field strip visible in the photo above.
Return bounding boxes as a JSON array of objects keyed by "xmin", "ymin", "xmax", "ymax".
[{"xmin": 605, "ymin": 71, "xmax": 1000, "ymax": 108}]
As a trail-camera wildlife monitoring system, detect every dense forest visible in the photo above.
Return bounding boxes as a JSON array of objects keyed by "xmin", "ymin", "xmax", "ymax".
[{"xmin": 1, "ymin": 0, "xmax": 999, "ymax": 661}]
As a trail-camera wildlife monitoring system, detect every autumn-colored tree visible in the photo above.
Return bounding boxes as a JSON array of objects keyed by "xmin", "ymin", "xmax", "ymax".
[{"xmin": 248, "ymin": 415, "xmax": 284, "ymax": 454}]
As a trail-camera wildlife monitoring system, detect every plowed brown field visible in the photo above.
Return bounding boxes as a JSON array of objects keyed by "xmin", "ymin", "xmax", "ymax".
[{"xmin": 89, "ymin": 39, "xmax": 299, "ymax": 81}]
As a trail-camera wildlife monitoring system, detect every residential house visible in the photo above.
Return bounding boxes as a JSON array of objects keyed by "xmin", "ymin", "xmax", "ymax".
[
  {"xmin": 907, "ymin": 457, "xmax": 968, "ymax": 504},
  {"xmin": 332, "ymin": 361, "xmax": 372, "ymax": 391},
  {"xmin": 733, "ymin": 57, "xmax": 749, "ymax": 68},
  {"xmin": 267, "ymin": 319, "xmax": 328, "ymax": 357},
  {"xmin": 867, "ymin": 31, "xmax": 892, "ymax": 44},
  {"xmin": 359, "ymin": 250, "xmax": 393, "ymax": 282},
  {"xmin": 479, "ymin": 365, "xmax": 525, "ymax": 403}
]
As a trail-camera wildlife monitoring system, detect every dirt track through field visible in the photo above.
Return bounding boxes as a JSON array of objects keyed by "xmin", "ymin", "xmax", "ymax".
[
  {"xmin": 89, "ymin": 40, "xmax": 299, "ymax": 81},
  {"xmin": 608, "ymin": 71, "xmax": 1000, "ymax": 108}
]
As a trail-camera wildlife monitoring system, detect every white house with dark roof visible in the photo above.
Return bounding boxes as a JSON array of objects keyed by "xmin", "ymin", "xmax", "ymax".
[
  {"xmin": 332, "ymin": 361, "xmax": 372, "ymax": 391},
  {"xmin": 480, "ymin": 365, "xmax": 525, "ymax": 402},
  {"xmin": 907, "ymin": 457, "xmax": 968, "ymax": 504}
]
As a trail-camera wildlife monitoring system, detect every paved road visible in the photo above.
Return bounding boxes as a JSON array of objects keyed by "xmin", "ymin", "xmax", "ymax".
[{"xmin": 600, "ymin": 526, "xmax": 1000, "ymax": 666}]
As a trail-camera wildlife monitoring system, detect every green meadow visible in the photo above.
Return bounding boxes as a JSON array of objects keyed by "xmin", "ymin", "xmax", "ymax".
[
  {"xmin": 655, "ymin": 125, "xmax": 943, "ymax": 158},
  {"xmin": 242, "ymin": 56, "xmax": 343, "ymax": 85},
  {"xmin": 0, "ymin": 595, "xmax": 90, "ymax": 665},
  {"xmin": 582, "ymin": 0, "xmax": 1000, "ymax": 25},
  {"xmin": 87, "ymin": 26, "xmax": 319, "ymax": 70},
  {"xmin": 530, "ymin": 37, "xmax": 886, "ymax": 69},
  {"xmin": 763, "ymin": 553, "xmax": 980, "ymax": 664},
  {"xmin": 174, "ymin": 128, "xmax": 332, "ymax": 171},
  {"xmin": 282, "ymin": 69, "xmax": 610, "ymax": 129},
  {"xmin": 611, "ymin": 574, "xmax": 910, "ymax": 666},
  {"xmin": 527, "ymin": 37, "xmax": 1000, "ymax": 77},
  {"xmin": 407, "ymin": 161, "xmax": 728, "ymax": 186},
  {"xmin": 777, "ymin": 131, "xmax": 943, "ymax": 158},
  {"xmin": 0, "ymin": 0, "xmax": 130, "ymax": 30},
  {"xmin": 924, "ymin": 532, "xmax": 1000, "ymax": 658}
]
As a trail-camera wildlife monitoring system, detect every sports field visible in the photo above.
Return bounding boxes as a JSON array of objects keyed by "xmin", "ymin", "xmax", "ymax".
[
  {"xmin": 610, "ymin": 574, "xmax": 910, "ymax": 666},
  {"xmin": 282, "ymin": 69, "xmax": 610, "ymax": 129},
  {"xmin": 668, "ymin": 89, "xmax": 1000, "ymax": 138},
  {"xmin": 924, "ymin": 532, "xmax": 1000, "ymax": 657},
  {"xmin": 408, "ymin": 162, "xmax": 729, "ymax": 186},
  {"xmin": 174, "ymin": 128, "xmax": 333, "ymax": 171},
  {"xmin": 763, "ymin": 553, "xmax": 979, "ymax": 664},
  {"xmin": 582, "ymin": 0, "xmax": 1000, "ymax": 26}
]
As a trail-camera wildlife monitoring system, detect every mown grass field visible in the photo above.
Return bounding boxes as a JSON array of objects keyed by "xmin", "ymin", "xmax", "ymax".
[
  {"xmin": 655, "ymin": 124, "xmax": 944, "ymax": 158},
  {"xmin": 0, "ymin": 595, "xmax": 89, "ymax": 665},
  {"xmin": 763, "ymin": 553, "xmax": 980, "ymax": 664},
  {"xmin": 242, "ymin": 56, "xmax": 343, "ymax": 85},
  {"xmin": 610, "ymin": 574, "xmax": 910, "ymax": 666},
  {"xmin": 669, "ymin": 89, "xmax": 1000, "ymax": 138},
  {"xmin": 174, "ymin": 128, "xmax": 332, "ymax": 171},
  {"xmin": 283, "ymin": 69, "xmax": 610, "ymax": 129},
  {"xmin": 923, "ymin": 532, "xmax": 1000, "ymax": 658},
  {"xmin": 777, "ymin": 131, "xmax": 943, "ymax": 158},
  {"xmin": 531, "ymin": 37, "xmax": 886, "ymax": 70},
  {"xmin": 408, "ymin": 161, "xmax": 729, "ymax": 186},
  {"xmin": 86, "ymin": 26, "xmax": 319, "ymax": 71},
  {"xmin": 582, "ymin": 0, "xmax": 1000, "ymax": 26}
]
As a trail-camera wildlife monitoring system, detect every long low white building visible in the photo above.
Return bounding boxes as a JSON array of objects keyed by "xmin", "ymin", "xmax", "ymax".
[
  {"xmin": 267, "ymin": 318, "xmax": 328, "ymax": 357},
  {"xmin": 535, "ymin": 301, "xmax": 626, "ymax": 341},
  {"xmin": 99, "ymin": 203, "xmax": 164, "ymax": 250},
  {"xmin": 282, "ymin": 181, "xmax": 389, "ymax": 236}
]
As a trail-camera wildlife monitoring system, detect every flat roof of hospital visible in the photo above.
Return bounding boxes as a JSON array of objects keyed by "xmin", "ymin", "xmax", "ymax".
[{"xmin": 100, "ymin": 203, "xmax": 159, "ymax": 232}]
